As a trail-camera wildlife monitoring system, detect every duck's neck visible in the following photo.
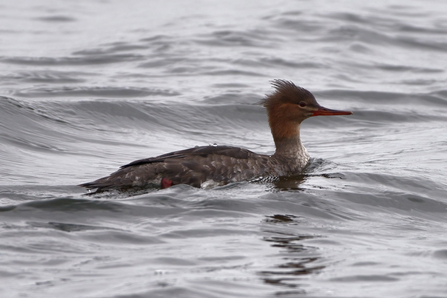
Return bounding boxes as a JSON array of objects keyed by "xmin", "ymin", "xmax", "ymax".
[
  {"xmin": 271, "ymin": 124, "xmax": 310, "ymax": 168},
  {"xmin": 273, "ymin": 134, "xmax": 306, "ymax": 158}
]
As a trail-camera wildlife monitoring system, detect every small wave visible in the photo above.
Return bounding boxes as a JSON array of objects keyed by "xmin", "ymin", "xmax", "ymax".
[
  {"xmin": 1, "ymin": 54, "xmax": 143, "ymax": 66},
  {"xmin": 316, "ymin": 89, "xmax": 447, "ymax": 108},
  {"xmin": 14, "ymin": 86, "xmax": 180, "ymax": 98},
  {"xmin": 35, "ymin": 16, "xmax": 76, "ymax": 23},
  {"xmin": 194, "ymin": 29, "xmax": 275, "ymax": 48},
  {"xmin": 0, "ymin": 70, "xmax": 91, "ymax": 84}
]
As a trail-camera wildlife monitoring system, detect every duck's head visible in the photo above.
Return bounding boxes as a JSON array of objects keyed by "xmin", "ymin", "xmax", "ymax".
[{"xmin": 262, "ymin": 79, "xmax": 352, "ymax": 140}]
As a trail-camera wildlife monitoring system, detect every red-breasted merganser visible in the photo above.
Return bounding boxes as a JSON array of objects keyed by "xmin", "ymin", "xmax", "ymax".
[{"xmin": 79, "ymin": 80, "xmax": 352, "ymax": 191}]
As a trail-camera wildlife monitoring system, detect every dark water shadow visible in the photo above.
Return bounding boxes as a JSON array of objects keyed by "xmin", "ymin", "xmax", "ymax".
[{"xmin": 258, "ymin": 214, "xmax": 325, "ymax": 295}]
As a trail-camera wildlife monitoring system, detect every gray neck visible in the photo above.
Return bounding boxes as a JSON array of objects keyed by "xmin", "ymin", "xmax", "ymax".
[
  {"xmin": 271, "ymin": 132, "xmax": 310, "ymax": 173},
  {"xmin": 273, "ymin": 136, "xmax": 307, "ymax": 158}
]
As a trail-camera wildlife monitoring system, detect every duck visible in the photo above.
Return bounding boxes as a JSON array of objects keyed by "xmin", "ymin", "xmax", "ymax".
[{"xmin": 79, "ymin": 80, "xmax": 352, "ymax": 191}]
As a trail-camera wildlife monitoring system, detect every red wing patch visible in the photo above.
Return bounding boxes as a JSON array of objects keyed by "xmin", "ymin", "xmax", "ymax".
[{"xmin": 161, "ymin": 178, "xmax": 173, "ymax": 189}]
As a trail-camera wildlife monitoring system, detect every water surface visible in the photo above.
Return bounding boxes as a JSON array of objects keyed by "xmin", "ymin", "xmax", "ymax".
[{"xmin": 1, "ymin": 0, "xmax": 447, "ymax": 297}]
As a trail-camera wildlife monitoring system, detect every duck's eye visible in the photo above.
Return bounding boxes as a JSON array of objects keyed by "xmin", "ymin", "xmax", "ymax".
[{"xmin": 299, "ymin": 102, "xmax": 307, "ymax": 107}]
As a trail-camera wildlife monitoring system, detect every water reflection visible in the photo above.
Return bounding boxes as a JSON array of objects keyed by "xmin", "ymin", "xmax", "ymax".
[
  {"xmin": 265, "ymin": 170, "xmax": 347, "ymax": 192},
  {"xmin": 259, "ymin": 214, "xmax": 325, "ymax": 294},
  {"xmin": 270, "ymin": 175, "xmax": 308, "ymax": 191}
]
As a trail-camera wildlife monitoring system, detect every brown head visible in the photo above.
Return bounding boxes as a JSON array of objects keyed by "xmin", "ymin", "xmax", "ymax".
[{"xmin": 262, "ymin": 79, "xmax": 352, "ymax": 141}]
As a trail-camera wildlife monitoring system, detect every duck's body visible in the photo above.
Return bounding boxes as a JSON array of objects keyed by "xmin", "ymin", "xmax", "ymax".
[
  {"xmin": 79, "ymin": 80, "xmax": 351, "ymax": 192},
  {"xmin": 80, "ymin": 144, "xmax": 308, "ymax": 191}
]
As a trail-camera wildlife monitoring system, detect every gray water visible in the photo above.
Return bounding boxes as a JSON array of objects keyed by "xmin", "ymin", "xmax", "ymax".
[{"xmin": 1, "ymin": 0, "xmax": 447, "ymax": 297}]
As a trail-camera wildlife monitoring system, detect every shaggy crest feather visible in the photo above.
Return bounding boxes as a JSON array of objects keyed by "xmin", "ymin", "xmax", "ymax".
[{"xmin": 262, "ymin": 79, "xmax": 315, "ymax": 110}]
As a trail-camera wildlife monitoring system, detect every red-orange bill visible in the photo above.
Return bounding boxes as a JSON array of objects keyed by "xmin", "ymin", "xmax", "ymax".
[{"xmin": 312, "ymin": 106, "xmax": 353, "ymax": 116}]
